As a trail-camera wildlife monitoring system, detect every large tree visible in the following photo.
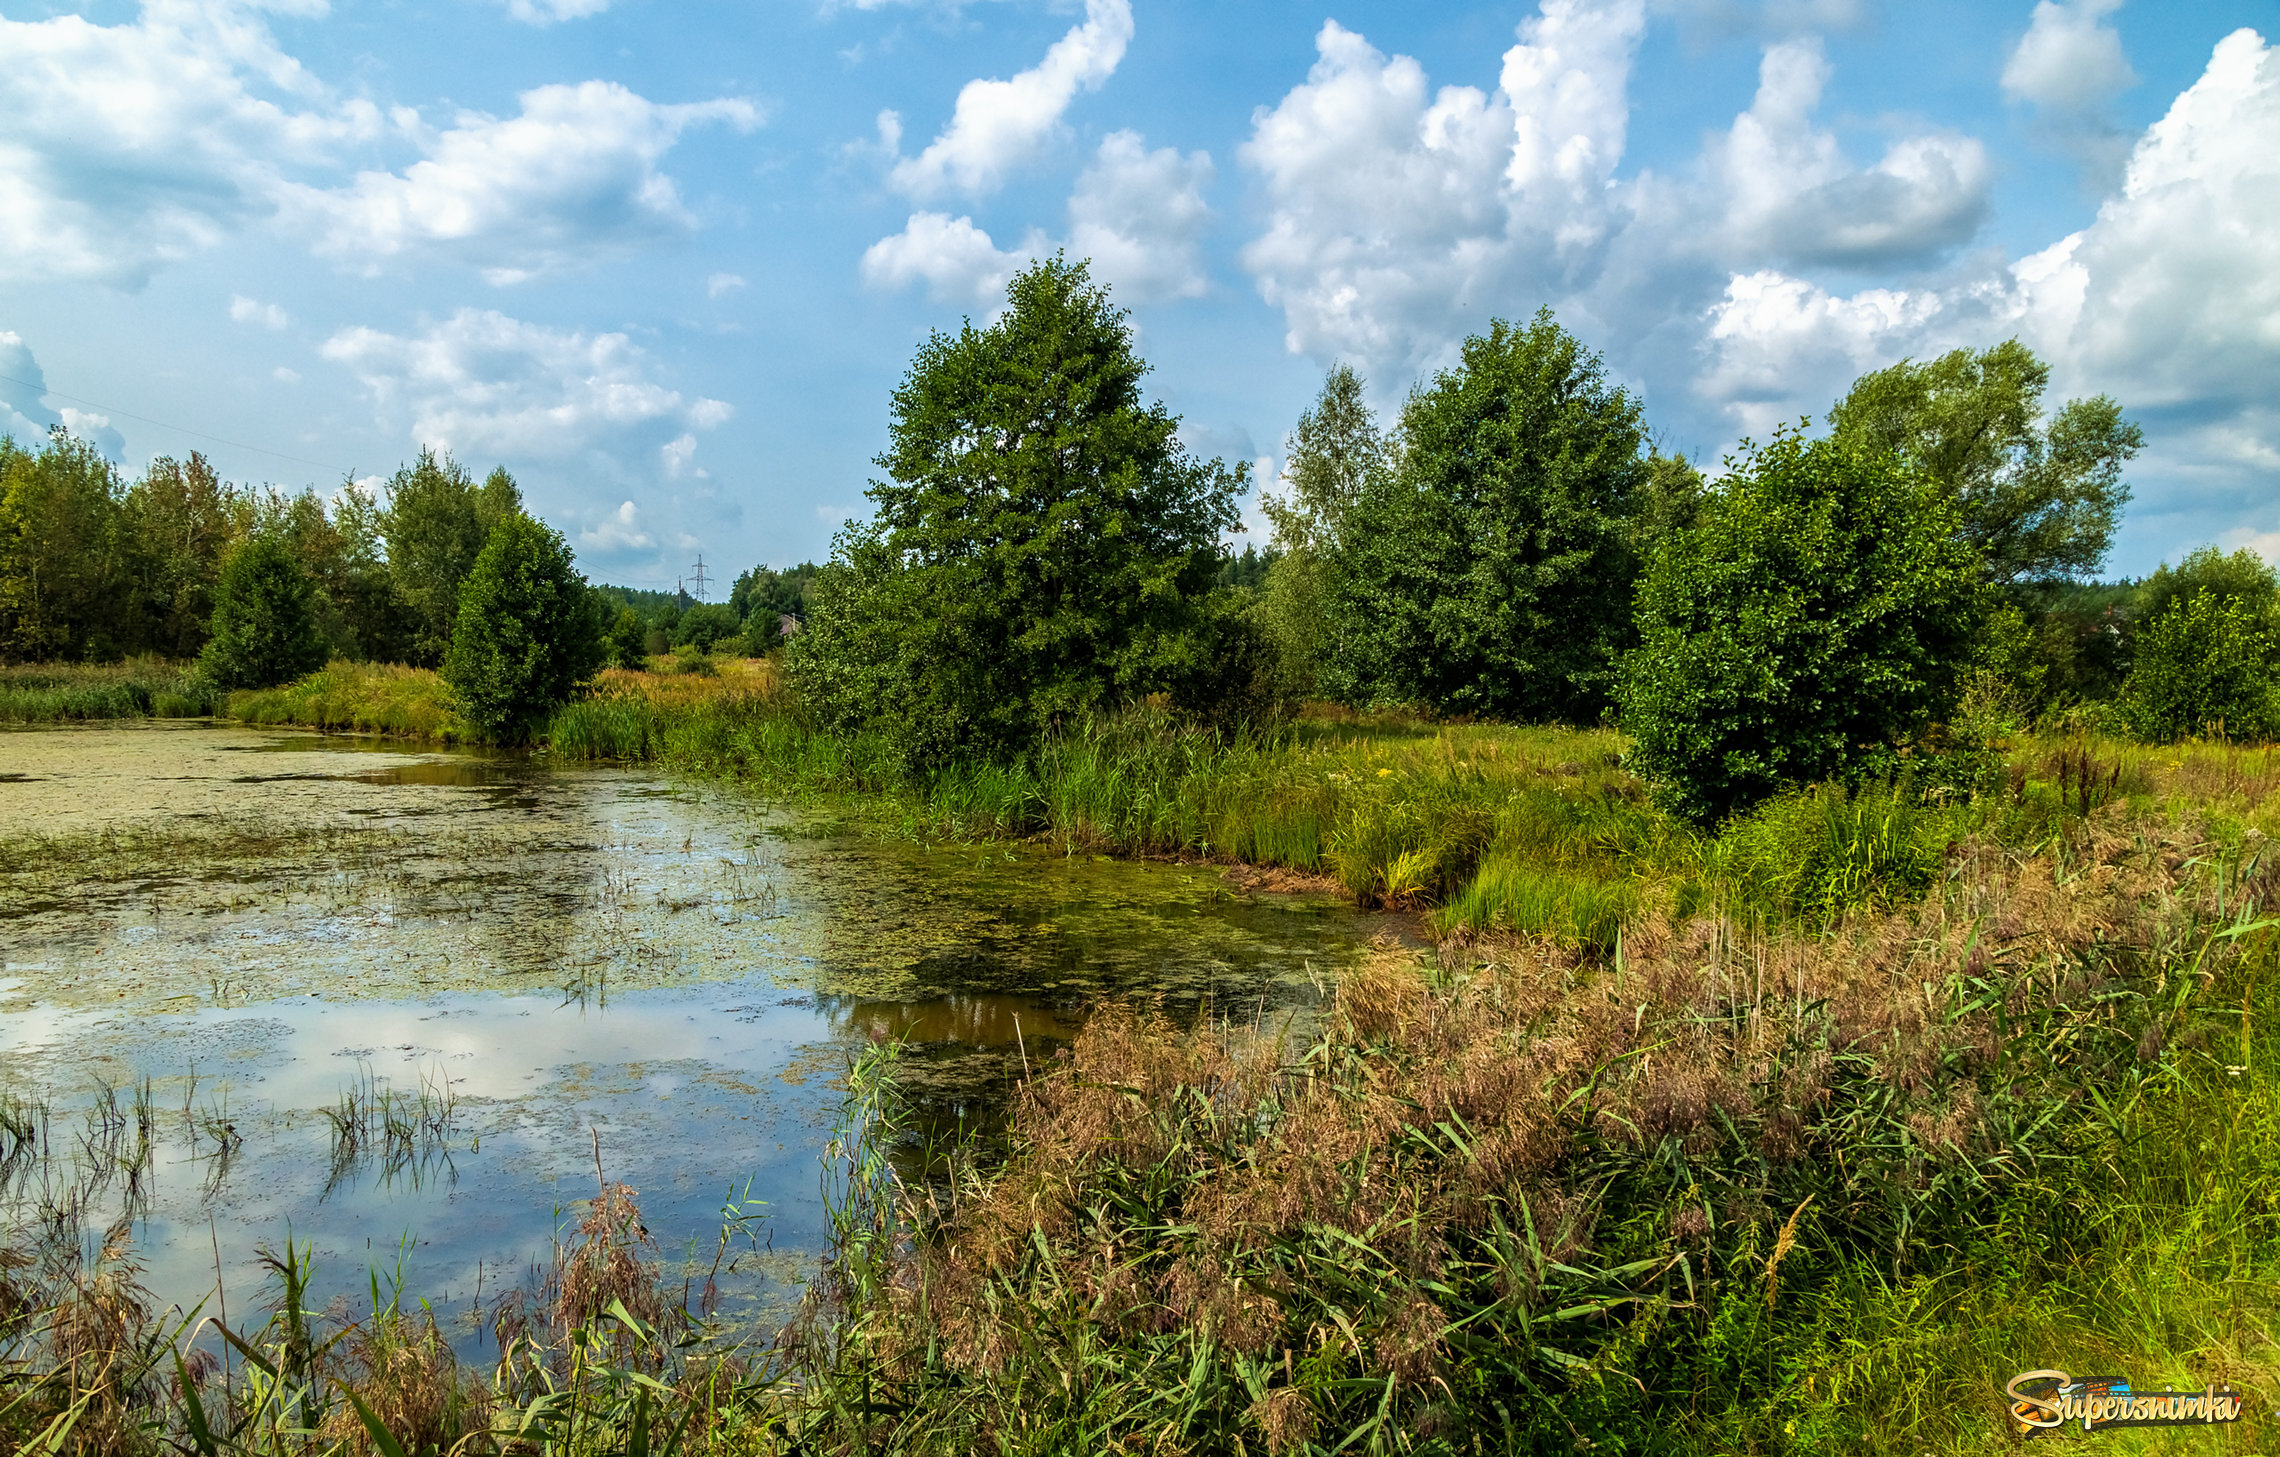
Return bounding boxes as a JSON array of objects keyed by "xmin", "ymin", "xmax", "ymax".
[
  {"xmin": 443, "ymin": 513, "xmax": 605, "ymax": 742},
  {"xmin": 0, "ymin": 430, "xmax": 130, "ymax": 661},
  {"xmin": 1620, "ymin": 430, "xmax": 1987, "ymax": 822},
  {"xmin": 383, "ymin": 450, "xmax": 517, "ymax": 666},
  {"xmin": 787, "ymin": 256, "xmax": 1244, "ymax": 765},
  {"xmin": 120, "ymin": 452, "xmax": 251, "ymax": 659},
  {"xmin": 1257, "ymin": 365, "xmax": 1387, "ymax": 700},
  {"xmin": 1321, "ymin": 311, "xmax": 1648, "ymax": 721},
  {"xmin": 1827, "ymin": 340, "xmax": 2141, "ymax": 585},
  {"xmin": 198, "ymin": 536, "xmax": 328, "ymax": 689}
]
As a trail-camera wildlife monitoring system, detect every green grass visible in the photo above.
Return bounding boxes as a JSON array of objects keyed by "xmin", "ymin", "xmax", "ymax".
[
  {"xmin": 224, "ymin": 661, "xmax": 468, "ymax": 741},
  {"xmin": 0, "ymin": 659, "xmax": 222, "ymax": 722}
]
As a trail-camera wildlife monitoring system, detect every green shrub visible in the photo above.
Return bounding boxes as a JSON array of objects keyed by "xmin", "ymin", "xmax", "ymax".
[
  {"xmin": 2120, "ymin": 590, "xmax": 2279, "ymax": 742},
  {"xmin": 1620, "ymin": 429, "xmax": 1986, "ymax": 822},
  {"xmin": 441, "ymin": 514, "xmax": 605, "ymax": 743},
  {"xmin": 676, "ymin": 601, "xmax": 739, "ymax": 651},
  {"xmin": 600, "ymin": 603, "xmax": 646, "ymax": 668},
  {"xmin": 197, "ymin": 536, "xmax": 328, "ymax": 689}
]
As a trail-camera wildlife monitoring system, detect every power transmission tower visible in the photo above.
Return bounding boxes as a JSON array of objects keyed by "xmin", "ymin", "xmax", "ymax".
[{"xmin": 687, "ymin": 555, "xmax": 712, "ymax": 603}]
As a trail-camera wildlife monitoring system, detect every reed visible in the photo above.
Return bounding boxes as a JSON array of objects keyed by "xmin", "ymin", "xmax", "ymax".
[{"xmin": 0, "ymin": 659, "xmax": 221, "ymax": 722}]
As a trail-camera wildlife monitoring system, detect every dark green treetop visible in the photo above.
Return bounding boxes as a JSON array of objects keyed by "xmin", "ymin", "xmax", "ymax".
[
  {"xmin": 198, "ymin": 535, "xmax": 328, "ymax": 689},
  {"xmin": 1321, "ymin": 310, "xmax": 1648, "ymax": 722},
  {"xmin": 788, "ymin": 256, "xmax": 1244, "ymax": 765},
  {"xmin": 1620, "ymin": 428, "xmax": 1987, "ymax": 822},
  {"xmin": 443, "ymin": 513, "xmax": 605, "ymax": 743}
]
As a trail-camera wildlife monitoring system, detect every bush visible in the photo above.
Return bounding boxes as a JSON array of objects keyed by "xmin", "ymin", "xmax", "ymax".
[
  {"xmin": 675, "ymin": 601, "xmax": 739, "ymax": 651},
  {"xmin": 197, "ymin": 536, "xmax": 328, "ymax": 689},
  {"xmin": 739, "ymin": 609, "xmax": 783, "ymax": 657},
  {"xmin": 2120, "ymin": 590, "xmax": 2279, "ymax": 742},
  {"xmin": 1620, "ymin": 430, "xmax": 1986, "ymax": 822},
  {"xmin": 601, "ymin": 604, "xmax": 647, "ymax": 668},
  {"xmin": 441, "ymin": 514, "xmax": 606, "ymax": 743}
]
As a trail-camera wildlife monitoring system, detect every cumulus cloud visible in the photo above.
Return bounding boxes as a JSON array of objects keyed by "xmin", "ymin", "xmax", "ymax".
[
  {"xmin": 861, "ymin": 210, "xmax": 1031, "ymax": 302},
  {"xmin": 660, "ymin": 433, "xmax": 705, "ymax": 478},
  {"xmin": 57, "ymin": 407, "xmax": 127, "ymax": 460},
  {"xmin": 0, "ymin": 0, "xmax": 378, "ymax": 287},
  {"xmin": 0, "ymin": 332, "xmax": 54, "ymax": 441},
  {"xmin": 291, "ymin": 83, "xmax": 758, "ymax": 282},
  {"xmin": 1698, "ymin": 29, "xmax": 2280, "ymax": 549},
  {"xmin": 1707, "ymin": 40, "xmax": 1989, "ymax": 267},
  {"xmin": 1065, "ymin": 131, "xmax": 1213, "ymax": 303},
  {"xmin": 320, "ymin": 307, "xmax": 733, "ymax": 458},
  {"xmin": 230, "ymin": 294, "xmax": 289, "ymax": 328},
  {"xmin": 505, "ymin": 0, "xmax": 611, "ymax": 25},
  {"xmin": 1239, "ymin": 5, "xmax": 1644, "ymax": 372},
  {"xmin": 887, "ymin": 0, "xmax": 1132, "ymax": 199},
  {"xmin": 581, "ymin": 500, "xmax": 653, "ymax": 551},
  {"xmin": 2004, "ymin": 0, "xmax": 2138, "ymax": 181},
  {"xmin": 2004, "ymin": 0, "xmax": 2136, "ymax": 113}
]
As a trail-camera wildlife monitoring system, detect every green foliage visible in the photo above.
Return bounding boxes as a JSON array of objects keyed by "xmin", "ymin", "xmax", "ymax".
[
  {"xmin": 0, "ymin": 660, "xmax": 222, "ymax": 721},
  {"xmin": 602, "ymin": 604, "xmax": 648, "ymax": 668},
  {"xmin": 119, "ymin": 452, "xmax": 252, "ymax": 659},
  {"xmin": 0, "ymin": 430, "xmax": 130, "ymax": 660},
  {"xmin": 198, "ymin": 536, "xmax": 329, "ymax": 689},
  {"xmin": 1430, "ymin": 857, "xmax": 1637, "ymax": 951},
  {"xmin": 442, "ymin": 513, "xmax": 605, "ymax": 742},
  {"xmin": 1622, "ymin": 429, "xmax": 1987, "ymax": 822},
  {"xmin": 1828, "ymin": 339, "xmax": 2141, "ymax": 584},
  {"xmin": 727, "ymin": 561, "xmax": 819, "ymax": 623},
  {"xmin": 738, "ymin": 609, "xmax": 783, "ymax": 657},
  {"xmin": 2135, "ymin": 543, "xmax": 2279, "ymax": 627},
  {"xmin": 382, "ymin": 449, "xmax": 503, "ymax": 667},
  {"xmin": 787, "ymin": 256, "xmax": 1243, "ymax": 766},
  {"xmin": 1323, "ymin": 310, "xmax": 1648, "ymax": 721},
  {"xmin": 1709, "ymin": 778, "xmax": 1945, "ymax": 924},
  {"xmin": 674, "ymin": 602, "xmax": 740, "ymax": 651},
  {"xmin": 2120, "ymin": 589, "xmax": 2280, "ymax": 742}
]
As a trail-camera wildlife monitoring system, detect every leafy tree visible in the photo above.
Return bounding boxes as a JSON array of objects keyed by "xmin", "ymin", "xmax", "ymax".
[
  {"xmin": 383, "ymin": 449, "xmax": 492, "ymax": 666},
  {"xmin": 2134, "ymin": 545, "xmax": 2278, "ymax": 628},
  {"xmin": 442, "ymin": 514, "xmax": 605, "ymax": 743},
  {"xmin": 676, "ymin": 602, "xmax": 739, "ymax": 651},
  {"xmin": 2120, "ymin": 590, "xmax": 2279, "ymax": 742},
  {"xmin": 1322, "ymin": 311, "xmax": 1648, "ymax": 721},
  {"xmin": 1260, "ymin": 365, "xmax": 1386, "ymax": 700},
  {"xmin": 728, "ymin": 562, "xmax": 819, "ymax": 624},
  {"xmin": 197, "ymin": 536, "xmax": 328, "ymax": 688},
  {"xmin": 1828, "ymin": 340, "xmax": 2141, "ymax": 584},
  {"xmin": 787, "ymin": 257, "xmax": 1243, "ymax": 765},
  {"xmin": 602, "ymin": 604, "xmax": 648, "ymax": 668},
  {"xmin": 0, "ymin": 430, "xmax": 130, "ymax": 660},
  {"xmin": 739, "ymin": 610, "xmax": 783, "ymax": 657},
  {"xmin": 121, "ymin": 452, "xmax": 251, "ymax": 658},
  {"xmin": 1620, "ymin": 429, "xmax": 1987, "ymax": 822}
]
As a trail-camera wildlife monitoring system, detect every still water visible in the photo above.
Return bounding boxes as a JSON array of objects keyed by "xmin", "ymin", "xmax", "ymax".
[{"xmin": 0, "ymin": 722, "xmax": 1372, "ymax": 1344}]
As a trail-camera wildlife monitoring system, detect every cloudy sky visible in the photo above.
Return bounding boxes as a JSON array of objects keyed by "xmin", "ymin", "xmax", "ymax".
[{"xmin": 0, "ymin": 0, "xmax": 2272, "ymax": 588}]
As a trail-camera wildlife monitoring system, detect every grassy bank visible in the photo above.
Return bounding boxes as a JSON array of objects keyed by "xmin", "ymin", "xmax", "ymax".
[
  {"xmin": 5, "ymin": 800, "xmax": 2275, "ymax": 1454},
  {"xmin": 0, "ymin": 659, "xmax": 222, "ymax": 722}
]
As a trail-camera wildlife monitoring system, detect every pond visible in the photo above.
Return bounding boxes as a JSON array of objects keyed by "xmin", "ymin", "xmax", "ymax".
[{"xmin": 0, "ymin": 722, "xmax": 1379, "ymax": 1348}]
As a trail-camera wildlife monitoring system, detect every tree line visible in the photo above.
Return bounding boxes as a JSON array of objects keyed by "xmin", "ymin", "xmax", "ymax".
[{"xmin": 784, "ymin": 256, "xmax": 2272, "ymax": 819}]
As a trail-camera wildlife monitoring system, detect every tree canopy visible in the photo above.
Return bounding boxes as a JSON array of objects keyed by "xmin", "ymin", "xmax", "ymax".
[
  {"xmin": 1620, "ymin": 430, "xmax": 1987, "ymax": 821},
  {"xmin": 1321, "ymin": 311, "xmax": 1648, "ymax": 722},
  {"xmin": 443, "ymin": 513, "xmax": 604, "ymax": 742},
  {"xmin": 1827, "ymin": 340, "xmax": 2141, "ymax": 585},
  {"xmin": 198, "ymin": 536, "xmax": 328, "ymax": 689},
  {"xmin": 787, "ymin": 256, "xmax": 1244, "ymax": 765}
]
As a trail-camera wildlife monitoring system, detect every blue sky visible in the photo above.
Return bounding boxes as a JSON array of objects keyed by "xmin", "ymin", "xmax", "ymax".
[{"xmin": 0, "ymin": 0, "xmax": 2273, "ymax": 590}]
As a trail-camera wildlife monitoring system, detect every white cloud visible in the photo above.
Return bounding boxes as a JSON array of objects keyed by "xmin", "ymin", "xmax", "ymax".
[
  {"xmin": 860, "ymin": 211, "xmax": 1032, "ymax": 302},
  {"xmin": 1065, "ymin": 131, "xmax": 1213, "ymax": 303},
  {"xmin": 581, "ymin": 500, "xmax": 653, "ymax": 551},
  {"xmin": 706, "ymin": 272, "xmax": 747, "ymax": 299},
  {"xmin": 320, "ymin": 307, "xmax": 734, "ymax": 458},
  {"xmin": 0, "ymin": 0, "xmax": 378, "ymax": 286},
  {"xmin": 274, "ymin": 366, "xmax": 301, "ymax": 383},
  {"xmin": 2004, "ymin": 0, "xmax": 2136, "ymax": 113},
  {"xmin": 291, "ymin": 83, "xmax": 758, "ymax": 281},
  {"xmin": 0, "ymin": 332, "xmax": 53, "ymax": 441},
  {"xmin": 1239, "ymin": 5, "xmax": 1644, "ymax": 373},
  {"xmin": 230, "ymin": 293, "xmax": 289, "ymax": 328},
  {"xmin": 1698, "ymin": 29, "xmax": 2280, "ymax": 548},
  {"xmin": 1707, "ymin": 39, "xmax": 1989, "ymax": 267},
  {"xmin": 660, "ymin": 433, "xmax": 706, "ymax": 478},
  {"xmin": 504, "ymin": 0, "xmax": 611, "ymax": 25},
  {"xmin": 57, "ymin": 406, "xmax": 125, "ymax": 460},
  {"xmin": 887, "ymin": 0, "xmax": 1132, "ymax": 199}
]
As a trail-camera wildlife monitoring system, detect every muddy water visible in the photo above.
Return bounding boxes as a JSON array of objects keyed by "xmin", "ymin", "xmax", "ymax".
[{"xmin": 0, "ymin": 722, "xmax": 1373, "ymax": 1344}]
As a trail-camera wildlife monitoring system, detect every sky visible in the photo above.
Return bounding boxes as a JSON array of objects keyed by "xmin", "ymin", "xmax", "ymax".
[{"xmin": 0, "ymin": 0, "xmax": 2273, "ymax": 591}]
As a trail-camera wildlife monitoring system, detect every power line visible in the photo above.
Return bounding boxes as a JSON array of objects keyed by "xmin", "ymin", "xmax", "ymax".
[{"xmin": 0, "ymin": 371, "xmax": 352, "ymax": 476}]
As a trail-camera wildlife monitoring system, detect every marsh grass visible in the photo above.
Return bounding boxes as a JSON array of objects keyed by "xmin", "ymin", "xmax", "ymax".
[
  {"xmin": 224, "ymin": 660, "xmax": 467, "ymax": 741},
  {"xmin": 0, "ymin": 659, "xmax": 221, "ymax": 722},
  {"xmin": 785, "ymin": 806, "xmax": 2280, "ymax": 1455}
]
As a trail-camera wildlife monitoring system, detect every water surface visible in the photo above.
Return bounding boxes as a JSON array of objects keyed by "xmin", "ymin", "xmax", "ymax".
[{"xmin": 0, "ymin": 722, "xmax": 1372, "ymax": 1343}]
